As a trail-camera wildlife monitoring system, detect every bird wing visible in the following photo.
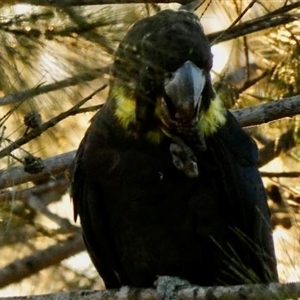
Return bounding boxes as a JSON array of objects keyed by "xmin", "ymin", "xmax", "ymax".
[
  {"xmin": 215, "ymin": 111, "xmax": 278, "ymax": 282},
  {"xmin": 71, "ymin": 111, "xmax": 127, "ymax": 288}
]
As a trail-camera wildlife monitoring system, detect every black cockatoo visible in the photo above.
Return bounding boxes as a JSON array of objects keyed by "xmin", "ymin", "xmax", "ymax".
[{"xmin": 71, "ymin": 9, "xmax": 278, "ymax": 288}]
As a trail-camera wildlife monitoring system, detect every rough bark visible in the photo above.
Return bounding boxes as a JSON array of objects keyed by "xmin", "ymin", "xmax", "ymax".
[
  {"xmin": 1, "ymin": 282, "xmax": 300, "ymax": 300},
  {"xmin": 233, "ymin": 94, "xmax": 300, "ymax": 128},
  {"xmin": 0, "ymin": 235, "xmax": 84, "ymax": 289}
]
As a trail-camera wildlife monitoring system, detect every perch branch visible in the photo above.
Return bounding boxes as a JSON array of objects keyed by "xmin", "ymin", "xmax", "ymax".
[{"xmin": 1, "ymin": 282, "xmax": 300, "ymax": 300}]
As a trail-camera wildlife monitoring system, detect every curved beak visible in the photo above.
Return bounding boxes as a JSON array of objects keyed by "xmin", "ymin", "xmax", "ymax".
[{"xmin": 164, "ymin": 60, "xmax": 206, "ymax": 121}]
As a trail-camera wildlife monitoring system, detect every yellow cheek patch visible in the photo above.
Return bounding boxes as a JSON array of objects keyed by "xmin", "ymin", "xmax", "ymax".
[
  {"xmin": 199, "ymin": 95, "xmax": 226, "ymax": 137},
  {"xmin": 111, "ymin": 85, "xmax": 226, "ymax": 143},
  {"xmin": 146, "ymin": 129, "xmax": 164, "ymax": 144},
  {"xmin": 111, "ymin": 86, "xmax": 164, "ymax": 144},
  {"xmin": 112, "ymin": 87, "xmax": 137, "ymax": 129}
]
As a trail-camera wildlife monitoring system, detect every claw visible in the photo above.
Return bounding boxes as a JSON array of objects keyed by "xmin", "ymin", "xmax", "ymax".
[
  {"xmin": 155, "ymin": 276, "xmax": 192, "ymax": 300},
  {"xmin": 158, "ymin": 97, "xmax": 204, "ymax": 178},
  {"xmin": 170, "ymin": 139, "xmax": 198, "ymax": 178}
]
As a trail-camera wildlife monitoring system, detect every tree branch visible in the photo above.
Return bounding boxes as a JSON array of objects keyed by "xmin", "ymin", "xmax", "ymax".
[
  {"xmin": 0, "ymin": 234, "xmax": 84, "ymax": 289},
  {"xmin": 261, "ymin": 171, "xmax": 300, "ymax": 178},
  {"xmin": 1, "ymin": 0, "xmax": 299, "ymax": 61},
  {"xmin": 1, "ymin": 282, "xmax": 300, "ymax": 300},
  {"xmin": 0, "ymin": 176, "xmax": 68, "ymax": 203},
  {"xmin": 0, "ymin": 150, "xmax": 75, "ymax": 190},
  {"xmin": 258, "ymin": 129, "xmax": 296, "ymax": 167},
  {"xmin": 1, "ymin": 3, "xmax": 298, "ymax": 109},
  {"xmin": 0, "ymin": 68, "xmax": 109, "ymax": 107},
  {"xmin": 208, "ymin": 13, "xmax": 300, "ymax": 45},
  {"xmin": 209, "ymin": 0, "xmax": 257, "ymax": 45},
  {"xmin": 233, "ymin": 94, "xmax": 300, "ymax": 127},
  {"xmin": 7, "ymin": 1, "xmax": 300, "ymax": 44},
  {"xmin": 0, "ymin": 85, "xmax": 107, "ymax": 160},
  {"xmin": 0, "ymin": 94, "xmax": 300, "ymax": 191},
  {"xmin": 208, "ymin": 2, "xmax": 300, "ymax": 44},
  {"xmin": 4, "ymin": 0, "xmax": 194, "ymax": 5}
]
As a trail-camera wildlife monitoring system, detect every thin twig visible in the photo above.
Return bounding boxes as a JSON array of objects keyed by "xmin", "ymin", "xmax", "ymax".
[
  {"xmin": 1, "ymin": 0, "xmax": 196, "ymax": 5},
  {"xmin": 208, "ymin": 1, "xmax": 300, "ymax": 44},
  {"xmin": 238, "ymin": 68, "xmax": 273, "ymax": 94},
  {"xmin": 0, "ymin": 68, "xmax": 109, "ymax": 107},
  {"xmin": 0, "ymin": 85, "xmax": 107, "ymax": 159},
  {"xmin": 77, "ymin": 104, "xmax": 104, "ymax": 114},
  {"xmin": 211, "ymin": 0, "xmax": 257, "ymax": 45}
]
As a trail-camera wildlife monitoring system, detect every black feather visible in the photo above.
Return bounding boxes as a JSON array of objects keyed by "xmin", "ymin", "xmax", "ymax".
[{"xmin": 71, "ymin": 10, "xmax": 278, "ymax": 288}]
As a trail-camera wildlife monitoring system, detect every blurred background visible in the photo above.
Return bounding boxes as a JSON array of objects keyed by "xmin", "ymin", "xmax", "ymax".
[{"xmin": 0, "ymin": 0, "xmax": 300, "ymax": 296}]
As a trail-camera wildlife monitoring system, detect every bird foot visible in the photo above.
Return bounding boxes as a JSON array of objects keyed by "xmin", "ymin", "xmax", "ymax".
[
  {"xmin": 155, "ymin": 276, "xmax": 191, "ymax": 300},
  {"xmin": 170, "ymin": 142, "xmax": 198, "ymax": 178}
]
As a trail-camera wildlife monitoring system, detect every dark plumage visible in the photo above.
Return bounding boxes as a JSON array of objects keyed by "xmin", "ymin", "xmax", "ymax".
[{"xmin": 71, "ymin": 10, "xmax": 278, "ymax": 288}]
